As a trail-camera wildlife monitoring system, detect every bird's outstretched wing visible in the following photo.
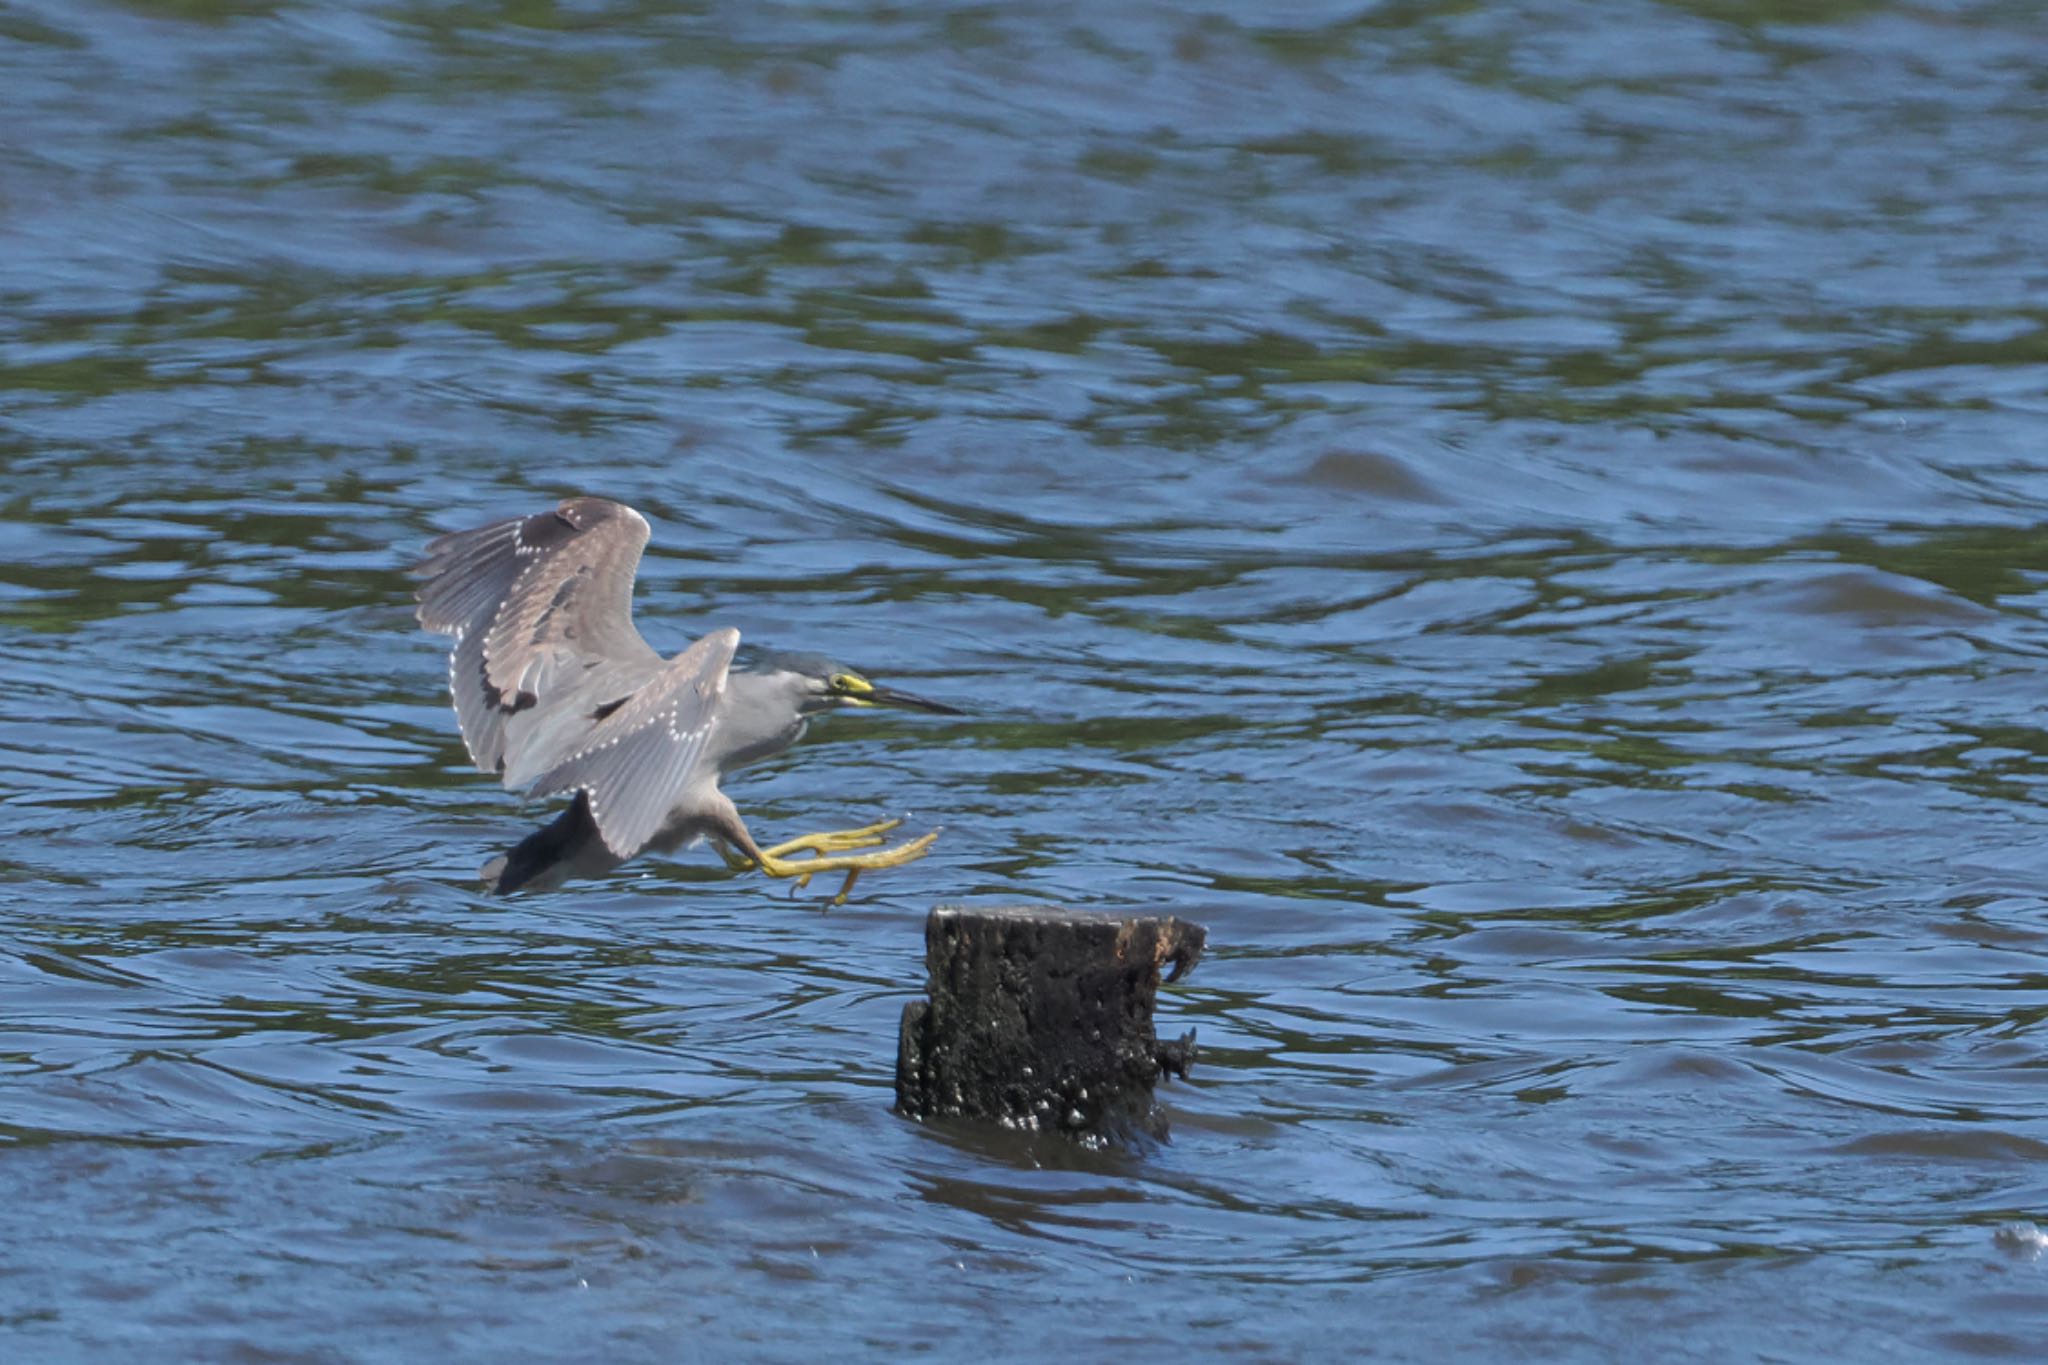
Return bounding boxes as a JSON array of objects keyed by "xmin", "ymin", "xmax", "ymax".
[
  {"xmin": 524, "ymin": 627, "xmax": 740, "ymax": 857},
  {"xmin": 413, "ymin": 496, "xmax": 665, "ymax": 782}
]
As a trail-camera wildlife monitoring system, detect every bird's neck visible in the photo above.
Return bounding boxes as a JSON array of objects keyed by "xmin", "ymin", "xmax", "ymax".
[{"xmin": 719, "ymin": 669, "xmax": 812, "ymax": 773}]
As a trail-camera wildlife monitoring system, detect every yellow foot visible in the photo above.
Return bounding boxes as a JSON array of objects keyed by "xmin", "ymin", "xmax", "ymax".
[
  {"xmin": 715, "ymin": 821, "xmax": 904, "ymax": 871},
  {"xmin": 761, "ymin": 818, "xmax": 904, "ymax": 861},
  {"xmin": 760, "ymin": 826, "xmax": 940, "ymax": 906}
]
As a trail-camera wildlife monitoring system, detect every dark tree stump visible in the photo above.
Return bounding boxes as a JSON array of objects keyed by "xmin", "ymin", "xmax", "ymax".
[{"xmin": 894, "ymin": 904, "xmax": 1206, "ymax": 1141}]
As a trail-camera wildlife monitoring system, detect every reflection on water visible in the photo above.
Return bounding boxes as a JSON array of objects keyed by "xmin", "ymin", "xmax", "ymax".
[{"xmin": 4, "ymin": 0, "xmax": 2048, "ymax": 1358}]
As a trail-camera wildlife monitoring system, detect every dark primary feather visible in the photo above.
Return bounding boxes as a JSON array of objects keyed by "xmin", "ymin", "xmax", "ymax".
[{"xmin": 486, "ymin": 790, "xmax": 600, "ymax": 896}]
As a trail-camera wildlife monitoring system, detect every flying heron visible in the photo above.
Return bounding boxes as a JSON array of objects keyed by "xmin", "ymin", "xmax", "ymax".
[{"xmin": 412, "ymin": 496, "xmax": 958, "ymax": 902}]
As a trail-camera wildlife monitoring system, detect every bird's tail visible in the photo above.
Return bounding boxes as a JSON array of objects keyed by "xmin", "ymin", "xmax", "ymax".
[{"xmin": 482, "ymin": 790, "xmax": 605, "ymax": 895}]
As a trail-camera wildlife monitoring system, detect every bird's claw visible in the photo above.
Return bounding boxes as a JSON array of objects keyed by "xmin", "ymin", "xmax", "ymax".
[{"xmin": 790, "ymin": 866, "xmax": 863, "ymax": 906}]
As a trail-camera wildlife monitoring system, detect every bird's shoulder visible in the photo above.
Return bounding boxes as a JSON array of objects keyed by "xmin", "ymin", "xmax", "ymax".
[{"xmin": 661, "ymin": 626, "xmax": 743, "ymax": 700}]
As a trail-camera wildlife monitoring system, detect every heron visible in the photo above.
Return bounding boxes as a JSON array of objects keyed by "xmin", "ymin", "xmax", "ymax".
[{"xmin": 412, "ymin": 496, "xmax": 958, "ymax": 902}]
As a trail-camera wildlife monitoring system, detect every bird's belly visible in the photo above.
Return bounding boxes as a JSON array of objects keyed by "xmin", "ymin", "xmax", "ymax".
[{"xmin": 647, "ymin": 813, "xmax": 715, "ymax": 854}]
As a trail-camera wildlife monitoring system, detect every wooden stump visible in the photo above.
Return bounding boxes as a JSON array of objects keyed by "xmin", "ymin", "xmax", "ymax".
[{"xmin": 894, "ymin": 904, "xmax": 1207, "ymax": 1141}]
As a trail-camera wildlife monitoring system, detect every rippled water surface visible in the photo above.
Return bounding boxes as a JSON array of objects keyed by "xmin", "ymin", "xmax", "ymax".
[{"xmin": 6, "ymin": 1, "xmax": 2048, "ymax": 1359}]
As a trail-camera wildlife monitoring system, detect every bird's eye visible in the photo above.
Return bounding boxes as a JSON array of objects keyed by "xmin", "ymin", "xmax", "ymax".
[{"xmin": 829, "ymin": 672, "xmax": 873, "ymax": 696}]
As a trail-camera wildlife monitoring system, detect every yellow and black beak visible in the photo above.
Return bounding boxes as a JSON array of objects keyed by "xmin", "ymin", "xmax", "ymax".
[
  {"xmin": 830, "ymin": 672, "xmax": 963, "ymax": 715},
  {"xmin": 867, "ymin": 682, "xmax": 963, "ymax": 715}
]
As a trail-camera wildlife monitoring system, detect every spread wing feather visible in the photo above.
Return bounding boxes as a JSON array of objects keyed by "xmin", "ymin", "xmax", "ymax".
[{"xmin": 412, "ymin": 497, "xmax": 668, "ymax": 782}]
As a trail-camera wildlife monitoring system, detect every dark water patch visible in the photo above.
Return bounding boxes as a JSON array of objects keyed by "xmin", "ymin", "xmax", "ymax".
[{"xmin": 1835, "ymin": 1130, "xmax": 2048, "ymax": 1163}]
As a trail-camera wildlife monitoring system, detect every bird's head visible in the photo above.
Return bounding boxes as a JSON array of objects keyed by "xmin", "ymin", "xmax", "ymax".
[{"xmin": 749, "ymin": 650, "xmax": 963, "ymax": 719}]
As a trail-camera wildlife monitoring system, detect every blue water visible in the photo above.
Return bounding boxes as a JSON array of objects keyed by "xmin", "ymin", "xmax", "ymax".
[{"xmin": 4, "ymin": 1, "xmax": 2048, "ymax": 1359}]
